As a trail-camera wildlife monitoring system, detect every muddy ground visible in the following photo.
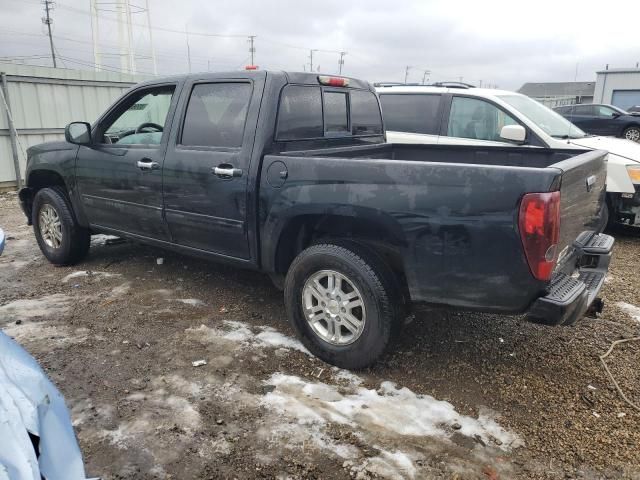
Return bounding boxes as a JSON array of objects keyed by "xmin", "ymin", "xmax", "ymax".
[{"xmin": 1, "ymin": 192, "xmax": 639, "ymax": 480}]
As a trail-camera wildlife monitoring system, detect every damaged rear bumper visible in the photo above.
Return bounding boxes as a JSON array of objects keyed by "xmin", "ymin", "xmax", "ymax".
[{"xmin": 526, "ymin": 233, "xmax": 614, "ymax": 326}]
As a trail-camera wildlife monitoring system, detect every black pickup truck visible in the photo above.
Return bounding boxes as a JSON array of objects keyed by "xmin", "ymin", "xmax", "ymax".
[{"xmin": 19, "ymin": 71, "xmax": 614, "ymax": 368}]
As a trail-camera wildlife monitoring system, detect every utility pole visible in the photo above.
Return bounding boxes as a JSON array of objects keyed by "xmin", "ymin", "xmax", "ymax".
[
  {"xmin": 248, "ymin": 35, "xmax": 256, "ymax": 66},
  {"xmin": 338, "ymin": 51, "xmax": 346, "ymax": 75},
  {"xmin": 185, "ymin": 26, "xmax": 192, "ymax": 73},
  {"xmin": 42, "ymin": 0, "xmax": 57, "ymax": 68},
  {"xmin": 309, "ymin": 49, "xmax": 317, "ymax": 72},
  {"xmin": 404, "ymin": 66, "xmax": 411, "ymax": 84},
  {"xmin": 124, "ymin": 0, "xmax": 136, "ymax": 74},
  {"xmin": 145, "ymin": 0, "xmax": 157, "ymax": 75},
  {"xmin": 421, "ymin": 69, "xmax": 431, "ymax": 85},
  {"xmin": 90, "ymin": 0, "xmax": 101, "ymax": 71}
]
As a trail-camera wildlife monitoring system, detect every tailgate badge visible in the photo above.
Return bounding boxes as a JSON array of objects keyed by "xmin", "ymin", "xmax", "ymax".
[{"xmin": 586, "ymin": 175, "xmax": 596, "ymax": 192}]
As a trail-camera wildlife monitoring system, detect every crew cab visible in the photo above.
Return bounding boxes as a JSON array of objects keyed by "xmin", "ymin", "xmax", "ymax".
[
  {"xmin": 377, "ymin": 83, "xmax": 640, "ymax": 229},
  {"xmin": 19, "ymin": 71, "xmax": 613, "ymax": 369}
]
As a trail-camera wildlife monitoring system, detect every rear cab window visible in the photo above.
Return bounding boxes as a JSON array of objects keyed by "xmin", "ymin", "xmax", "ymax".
[{"xmin": 276, "ymin": 85, "xmax": 382, "ymax": 141}]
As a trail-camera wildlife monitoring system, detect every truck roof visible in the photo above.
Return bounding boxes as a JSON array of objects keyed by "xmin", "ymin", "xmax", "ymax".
[{"xmin": 135, "ymin": 70, "xmax": 373, "ymax": 91}]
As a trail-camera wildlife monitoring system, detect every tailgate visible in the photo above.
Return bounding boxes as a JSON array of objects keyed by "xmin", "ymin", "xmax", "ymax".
[{"xmin": 553, "ymin": 149, "xmax": 608, "ymax": 266}]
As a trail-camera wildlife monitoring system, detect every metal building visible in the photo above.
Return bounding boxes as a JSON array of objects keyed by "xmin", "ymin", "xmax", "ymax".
[
  {"xmin": 517, "ymin": 81, "xmax": 595, "ymax": 108},
  {"xmin": 0, "ymin": 64, "xmax": 145, "ymax": 190},
  {"xmin": 593, "ymin": 68, "xmax": 640, "ymax": 110}
]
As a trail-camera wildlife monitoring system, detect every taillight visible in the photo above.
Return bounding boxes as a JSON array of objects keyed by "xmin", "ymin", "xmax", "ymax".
[
  {"xmin": 318, "ymin": 75, "xmax": 350, "ymax": 87},
  {"xmin": 518, "ymin": 191, "xmax": 561, "ymax": 281}
]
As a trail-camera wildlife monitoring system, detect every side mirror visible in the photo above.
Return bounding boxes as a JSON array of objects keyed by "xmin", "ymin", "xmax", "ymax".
[
  {"xmin": 500, "ymin": 124, "xmax": 526, "ymax": 143},
  {"xmin": 612, "ymin": 112, "xmax": 621, "ymax": 118},
  {"xmin": 65, "ymin": 122, "xmax": 92, "ymax": 146}
]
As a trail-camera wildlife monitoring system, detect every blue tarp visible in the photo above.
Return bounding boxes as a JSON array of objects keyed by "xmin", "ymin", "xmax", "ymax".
[{"xmin": 0, "ymin": 332, "xmax": 87, "ymax": 480}]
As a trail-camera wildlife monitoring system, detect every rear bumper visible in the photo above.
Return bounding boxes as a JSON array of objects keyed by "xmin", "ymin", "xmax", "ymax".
[{"xmin": 526, "ymin": 233, "xmax": 614, "ymax": 326}]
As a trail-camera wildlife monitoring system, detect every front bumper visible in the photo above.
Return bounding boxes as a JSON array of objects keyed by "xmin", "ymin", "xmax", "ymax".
[
  {"xmin": 18, "ymin": 187, "xmax": 33, "ymax": 225},
  {"xmin": 526, "ymin": 233, "xmax": 614, "ymax": 326}
]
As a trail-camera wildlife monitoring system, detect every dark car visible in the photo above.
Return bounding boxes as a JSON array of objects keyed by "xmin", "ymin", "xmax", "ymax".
[
  {"xmin": 18, "ymin": 70, "xmax": 613, "ymax": 368},
  {"xmin": 554, "ymin": 104, "xmax": 640, "ymax": 142}
]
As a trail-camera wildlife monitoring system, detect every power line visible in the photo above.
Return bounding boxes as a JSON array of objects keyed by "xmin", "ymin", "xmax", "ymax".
[{"xmin": 42, "ymin": 0, "xmax": 57, "ymax": 67}]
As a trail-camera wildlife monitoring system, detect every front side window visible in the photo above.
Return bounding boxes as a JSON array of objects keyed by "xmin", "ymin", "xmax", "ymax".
[
  {"xmin": 324, "ymin": 91, "xmax": 349, "ymax": 134},
  {"xmin": 595, "ymin": 105, "xmax": 617, "ymax": 117},
  {"xmin": 103, "ymin": 86, "xmax": 175, "ymax": 145},
  {"xmin": 379, "ymin": 94, "xmax": 442, "ymax": 134},
  {"xmin": 447, "ymin": 96, "xmax": 518, "ymax": 141},
  {"xmin": 181, "ymin": 83, "xmax": 252, "ymax": 148}
]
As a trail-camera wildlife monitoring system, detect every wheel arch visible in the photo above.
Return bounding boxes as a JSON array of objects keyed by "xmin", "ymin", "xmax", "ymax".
[{"xmin": 265, "ymin": 208, "xmax": 410, "ymax": 298}]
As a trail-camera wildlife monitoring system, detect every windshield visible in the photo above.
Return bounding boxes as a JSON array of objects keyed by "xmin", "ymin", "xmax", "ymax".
[
  {"xmin": 497, "ymin": 94, "xmax": 589, "ymax": 139},
  {"xmin": 609, "ymin": 105, "xmax": 629, "ymax": 115}
]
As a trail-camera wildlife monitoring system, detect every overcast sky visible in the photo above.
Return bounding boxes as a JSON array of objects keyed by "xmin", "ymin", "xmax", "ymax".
[{"xmin": 1, "ymin": 0, "xmax": 639, "ymax": 90}]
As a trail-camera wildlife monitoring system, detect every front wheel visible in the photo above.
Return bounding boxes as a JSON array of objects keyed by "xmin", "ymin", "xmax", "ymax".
[
  {"xmin": 32, "ymin": 187, "xmax": 90, "ymax": 265},
  {"xmin": 284, "ymin": 242, "xmax": 400, "ymax": 369},
  {"xmin": 623, "ymin": 126, "xmax": 640, "ymax": 142}
]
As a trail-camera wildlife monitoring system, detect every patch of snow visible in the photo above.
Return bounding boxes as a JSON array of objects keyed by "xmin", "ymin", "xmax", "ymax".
[
  {"xmin": 356, "ymin": 448, "xmax": 417, "ymax": 480},
  {"xmin": 110, "ymin": 282, "xmax": 131, "ymax": 297},
  {"xmin": 91, "ymin": 234, "xmax": 120, "ymax": 245},
  {"xmin": 254, "ymin": 326, "xmax": 310, "ymax": 354},
  {"xmin": 617, "ymin": 302, "xmax": 640, "ymax": 323},
  {"xmin": 331, "ymin": 368, "xmax": 364, "ymax": 387},
  {"xmin": 0, "ymin": 293, "xmax": 72, "ymax": 322},
  {"xmin": 185, "ymin": 321, "xmax": 311, "ymax": 355},
  {"xmin": 61, "ymin": 270, "xmax": 119, "ymax": 283},
  {"xmin": 261, "ymin": 373, "xmax": 522, "ymax": 451},
  {"xmin": 173, "ymin": 298, "xmax": 205, "ymax": 306}
]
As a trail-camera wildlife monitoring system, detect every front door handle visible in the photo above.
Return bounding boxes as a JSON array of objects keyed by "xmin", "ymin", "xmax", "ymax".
[
  {"xmin": 137, "ymin": 158, "xmax": 160, "ymax": 171},
  {"xmin": 212, "ymin": 164, "xmax": 243, "ymax": 179}
]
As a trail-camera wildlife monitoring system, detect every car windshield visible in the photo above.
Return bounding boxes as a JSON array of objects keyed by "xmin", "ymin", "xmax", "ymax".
[
  {"xmin": 497, "ymin": 94, "xmax": 589, "ymax": 139},
  {"xmin": 610, "ymin": 105, "xmax": 629, "ymax": 114}
]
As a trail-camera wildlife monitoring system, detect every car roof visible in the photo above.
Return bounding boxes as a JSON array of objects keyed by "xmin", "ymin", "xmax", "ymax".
[{"xmin": 374, "ymin": 84, "xmax": 518, "ymax": 98}]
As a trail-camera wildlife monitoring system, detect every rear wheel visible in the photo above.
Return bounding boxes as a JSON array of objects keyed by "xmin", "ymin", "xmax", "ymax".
[
  {"xmin": 32, "ymin": 187, "xmax": 90, "ymax": 265},
  {"xmin": 623, "ymin": 126, "xmax": 640, "ymax": 142},
  {"xmin": 284, "ymin": 242, "xmax": 400, "ymax": 369}
]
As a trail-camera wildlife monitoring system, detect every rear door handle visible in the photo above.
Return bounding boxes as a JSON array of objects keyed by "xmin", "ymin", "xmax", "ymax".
[
  {"xmin": 137, "ymin": 158, "xmax": 159, "ymax": 171},
  {"xmin": 212, "ymin": 165, "xmax": 243, "ymax": 179}
]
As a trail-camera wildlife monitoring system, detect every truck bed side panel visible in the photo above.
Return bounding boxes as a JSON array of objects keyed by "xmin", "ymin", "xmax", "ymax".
[{"xmin": 260, "ymin": 156, "xmax": 560, "ymax": 312}]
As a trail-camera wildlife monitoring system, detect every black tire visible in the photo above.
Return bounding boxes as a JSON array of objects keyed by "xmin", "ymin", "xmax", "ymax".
[
  {"xmin": 623, "ymin": 126, "xmax": 640, "ymax": 143},
  {"xmin": 284, "ymin": 242, "xmax": 400, "ymax": 369},
  {"xmin": 32, "ymin": 186, "xmax": 90, "ymax": 265}
]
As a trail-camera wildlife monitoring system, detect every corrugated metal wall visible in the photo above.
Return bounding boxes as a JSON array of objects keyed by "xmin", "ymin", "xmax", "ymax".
[{"xmin": 0, "ymin": 64, "xmax": 147, "ymax": 186}]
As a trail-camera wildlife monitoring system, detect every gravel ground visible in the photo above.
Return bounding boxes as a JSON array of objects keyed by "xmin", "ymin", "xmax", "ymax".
[{"xmin": 1, "ymin": 192, "xmax": 639, "ymax": 480}]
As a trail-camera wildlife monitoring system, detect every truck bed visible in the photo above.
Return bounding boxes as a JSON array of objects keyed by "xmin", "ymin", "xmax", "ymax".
[{"xmin": 262, "ymin": 143, "xmax": 608, "ymax": 314}]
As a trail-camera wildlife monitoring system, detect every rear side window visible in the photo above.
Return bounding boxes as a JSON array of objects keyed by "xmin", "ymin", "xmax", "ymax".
[
  {"xmin": 379, "ymin": 94, "xmax": 442, "ymax": 134},
  {"xmin": 351, "ymin": 90, "xmax": 383, "ymax": 135},
  {"xmin": 324, "ymin": 91, "xmax": 349, "ymax": 134},
  {"xmin": 181, "ymin": 82, "xmax": 252, "ymax": 148},
  {"xmin": 277, "ymin": 85, "xmax": 323, "ymax": 140}
]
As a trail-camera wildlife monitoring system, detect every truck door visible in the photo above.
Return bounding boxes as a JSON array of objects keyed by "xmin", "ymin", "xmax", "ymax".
[
  {"xmin": 75, "ymin": 83, "xmax": 178, "ymax": 239},
  {"xmin": 162, "ymin": 79, "xmax": 257, "ymax": 259}
]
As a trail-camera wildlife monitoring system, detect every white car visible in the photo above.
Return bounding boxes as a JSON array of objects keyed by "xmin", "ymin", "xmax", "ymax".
[{"xmin": 376, "ymin": 83, "xmax": 640, "ymax": 228}]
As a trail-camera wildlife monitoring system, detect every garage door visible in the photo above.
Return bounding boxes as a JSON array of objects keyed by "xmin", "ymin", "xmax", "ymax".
[{"xmin": 612, "ymin": 90, "xmax": 640, "ymax": 110}]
